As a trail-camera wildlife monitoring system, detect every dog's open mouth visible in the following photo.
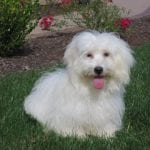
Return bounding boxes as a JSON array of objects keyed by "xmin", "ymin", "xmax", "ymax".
[{"xmin": 93, "ymin": 75, "xmax": 105, "ymax": 89}]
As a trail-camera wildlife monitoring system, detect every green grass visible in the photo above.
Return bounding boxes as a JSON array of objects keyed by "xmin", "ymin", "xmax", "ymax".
[{"xmin": 0, "ymin": 44, "xmax": 150, "ymax": 150}]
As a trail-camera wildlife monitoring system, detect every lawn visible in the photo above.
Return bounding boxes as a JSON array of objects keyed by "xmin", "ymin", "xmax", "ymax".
[{"xmin": 0, "ymin": 44, "xmax": 150, "ymax": 150}]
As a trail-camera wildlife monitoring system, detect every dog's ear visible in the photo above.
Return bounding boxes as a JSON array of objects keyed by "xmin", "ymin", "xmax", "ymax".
[
  {"xmin": 63, "ymin": 31, "xmax": 95, "ymax": 66},
  {"xmin": 63, "ymin": 39, "xmax": 77, "ymax": 67},
  {"xmin": 123, "ymin": 46, "xmax": 135, "ymax": 70},
  {"xmin": 116, "ymin": 43, "xmax": 135, "ymax": 85}
]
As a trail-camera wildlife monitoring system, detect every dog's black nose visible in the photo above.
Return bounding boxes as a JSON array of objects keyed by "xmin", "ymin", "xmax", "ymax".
[{"xmin": 94, "ymin": 66, "xmax": 103, "ymax": 75}]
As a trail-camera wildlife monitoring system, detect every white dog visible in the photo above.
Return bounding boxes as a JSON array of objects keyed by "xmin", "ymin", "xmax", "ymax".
[{"xmin": 24, "ymin": 31, "xmax": 135, "ymax": 138}]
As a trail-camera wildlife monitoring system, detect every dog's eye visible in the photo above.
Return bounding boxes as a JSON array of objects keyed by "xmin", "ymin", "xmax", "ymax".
[
  {"xmin": 103, "ymin": 52, "xmax": 110, "ymax": 57},
  {"xmin": 86, "ymin": 53, "xmax": 93, "ymax": 58}
]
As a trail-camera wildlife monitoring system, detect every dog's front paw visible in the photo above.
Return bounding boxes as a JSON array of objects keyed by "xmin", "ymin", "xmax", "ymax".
[
  {"xmin": 94, "ymin": 126, "xmax": 119, "ymax": 138},
  {"xmin": 103, "ymin": 126, "xmax": 120, "ymax": 138},
  {"xmin": 56, "ymin": 128, "xmax": 86, "ymax": 138}
]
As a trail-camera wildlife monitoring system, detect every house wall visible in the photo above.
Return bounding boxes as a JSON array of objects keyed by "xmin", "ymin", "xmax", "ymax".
[{"xmin": 113, "ymin": 0, "xmax": 150, "ymax": 17}]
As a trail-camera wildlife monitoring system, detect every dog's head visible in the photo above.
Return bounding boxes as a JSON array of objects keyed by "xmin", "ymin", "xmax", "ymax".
[{"xmin": 64, "ymin": 31, "xmax": 135, "ymax": 90}]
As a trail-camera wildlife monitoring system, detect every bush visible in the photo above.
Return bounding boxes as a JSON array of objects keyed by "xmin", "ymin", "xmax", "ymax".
[
  {"xmin": 0, "ymin": 0, "xmax": 39, "ymax": 57},
  {"xmin": 63, "ymin": 0, "xmax": 128, "ymax": 32}
]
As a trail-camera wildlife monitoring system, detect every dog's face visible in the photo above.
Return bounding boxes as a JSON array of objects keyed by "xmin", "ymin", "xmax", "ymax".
[{"xmin": 64, "ymin": 31, "xmax": 135, "ymax": 90}]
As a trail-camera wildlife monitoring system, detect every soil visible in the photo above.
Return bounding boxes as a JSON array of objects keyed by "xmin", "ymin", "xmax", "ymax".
[{"xmin": 0, "ymin": 16, "xmax": 149, "ymax": 75}]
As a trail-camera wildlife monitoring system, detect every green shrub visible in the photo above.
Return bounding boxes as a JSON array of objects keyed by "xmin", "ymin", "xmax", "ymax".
[
  {"xmin": 0, "ymin": 0, "xmax": 39, "ymax": 57},
  {"xmin": 63, "ymin": 0, "xmax": 127, "ymax": 32}
]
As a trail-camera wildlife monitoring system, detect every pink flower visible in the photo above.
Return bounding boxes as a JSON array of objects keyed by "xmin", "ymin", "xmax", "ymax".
[
  {"xmin": 114, "ymin": 18, "xmax": 132, "ymax": 30},
  {"xmin": 39, "ymin": 16, "xmax": 54, "ymax": 30}
]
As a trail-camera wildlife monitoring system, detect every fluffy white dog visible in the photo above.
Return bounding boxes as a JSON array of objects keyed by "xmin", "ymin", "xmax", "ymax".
[{"xmin": 24, "ymin": 31, "xmax": 135, "ymax": 138}]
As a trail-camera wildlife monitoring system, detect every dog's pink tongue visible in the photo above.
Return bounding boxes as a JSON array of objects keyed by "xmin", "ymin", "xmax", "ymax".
[{"xmin": 93, "ymin": 78, "xmax": 105, "ymax": 89}]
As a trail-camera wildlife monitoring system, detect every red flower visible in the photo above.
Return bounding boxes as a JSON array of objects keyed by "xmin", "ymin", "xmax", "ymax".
[
  {"xmin": 114, "ymin": 18, "xmax": 132, "ymax": 30},
  {"xmin": 120, "ymin": 18, "xmax": 132, "ymax": 29},
  {"xmin": 39, "ymin": 16, "xmax": 54, "ymax": 30},
  {"xmin": 59, "ymin": 0, "xmax": 72, "ymax": 5},
  {"xmin": 114, "ymin": 20, "xmax": 120, "ymax": 27}
]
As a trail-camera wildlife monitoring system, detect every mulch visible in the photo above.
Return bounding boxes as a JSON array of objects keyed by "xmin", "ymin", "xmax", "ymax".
[{"xmin": 0, "ymin": 16, "xmax": 149, "ymax": 75}]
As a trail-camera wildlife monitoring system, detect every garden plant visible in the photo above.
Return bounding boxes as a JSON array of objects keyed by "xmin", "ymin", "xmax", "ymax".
[{"xmin": 0, "ymin": 0, "xmax": 39, "ymax": 57}]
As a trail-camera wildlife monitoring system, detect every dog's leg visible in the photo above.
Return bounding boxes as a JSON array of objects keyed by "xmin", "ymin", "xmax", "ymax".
[
  {"xmin": 54, "ymin": 126, "xmax": 86, "ymax": 138},
  {"xmin": 101, "ymin": 125, "xmax": 120, "ymax": 138}
]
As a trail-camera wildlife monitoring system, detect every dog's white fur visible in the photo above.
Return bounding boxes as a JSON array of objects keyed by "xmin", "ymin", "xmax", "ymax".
[{"xmin": 24, "ymin": 31, "xmax": 135, "ymax": 137}]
